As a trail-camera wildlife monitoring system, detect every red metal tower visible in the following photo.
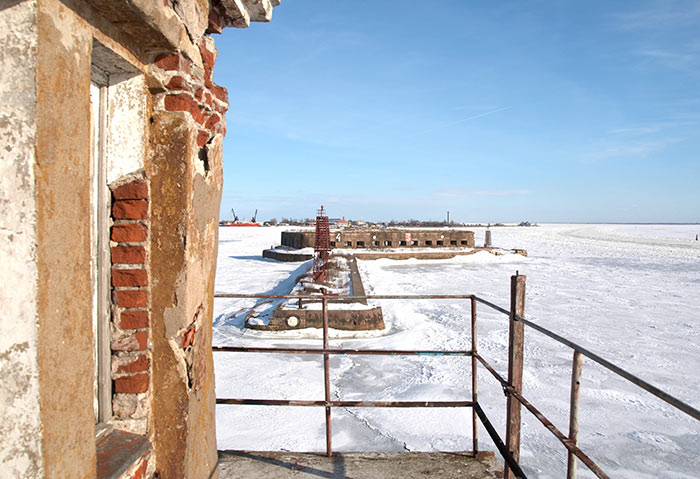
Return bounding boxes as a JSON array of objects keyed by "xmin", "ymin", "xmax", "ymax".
[{"xmin": 313, "ymin": 206, "xmax": 331, "ymax": 283}]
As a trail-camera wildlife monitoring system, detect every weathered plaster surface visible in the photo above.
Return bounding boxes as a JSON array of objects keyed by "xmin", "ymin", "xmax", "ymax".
[
  {"xmin": 35, "ymin": 0, "xmax": 97, "ymax": 475},
  {"xmin": 172, "ymin": 0, "xmax": 210, "ymax": 45},
  {"xmin": 149, "ymin": 111, "xmax": 194, "ymax": 479},
  {"xmin": 107, "ymin": 73, "xmax": 146, "ymax": 183},
  {"xmin": 0, "ymin": 2, "xmax": 44, "ymax": 477},
  {"xmin": 149, "ymin": 110, "xmax": 220, "ymax": 478}
]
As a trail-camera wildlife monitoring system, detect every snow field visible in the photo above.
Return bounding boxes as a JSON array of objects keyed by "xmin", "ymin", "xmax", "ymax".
[{"xmin": 213, "ymin": 224, "xmax": 700, "ymax": 478}]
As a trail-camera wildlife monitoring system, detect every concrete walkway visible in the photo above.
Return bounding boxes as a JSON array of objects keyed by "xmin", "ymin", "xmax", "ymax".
[{"xmin": 218, "ymin": 451, "xmax": 503, "ymax": 479}]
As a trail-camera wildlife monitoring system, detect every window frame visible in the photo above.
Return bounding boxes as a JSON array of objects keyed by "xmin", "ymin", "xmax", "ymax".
[{"xmin": 91, "ymin": 65, "xmax": 112, "ymax": 427}]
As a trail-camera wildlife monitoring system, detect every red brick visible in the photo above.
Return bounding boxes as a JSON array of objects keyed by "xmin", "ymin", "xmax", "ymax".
[
  {"xmin": 204, "ymin": 92, "xmax": 213, "ymax": 107},
  {"xmin": 182, "ymin": 327, "xmax": 195, "ymax": 348},
  {"xmin": 113, "ymin": 200, "xmax": 148, "ymax": 220},
  {"xmin": 112, "ymin": 181, "xmax": 148, "ymax": 200},
  {"xmin": 194, "ymin": 88, "xmax": 204, "ymax": 101},
  {"xmin": 112, "ymin": 269, "xmax": 148, "ymax": 287},
  {"xmin": 121, "ymin": 311, "xmax": 149, "ymax": 330},
  {"xmin": 197, "ymin": 130, "xmax": 210, "ymax": 147},
  {"xmin": 111, "ymin": 223, "xmax": 147, "ymax": 243},
  {"xmin": 199, "ymin": 40, "xmax": 216, "ymax": 68},
  {"xmin": 211, "ymin": 84, "xmax": 228, "ymax": 103},
  {"xmin": 111, "ymin": 331, "xmax": 148, "ymax": 352},
  {"xmin": 116, "ymin": 290, "xmax": 148, "ymax": 308},
  {"xmin": 115, "ymin": 354, "xmax": 150, "ymax": 374},
  {"xmin": 114, "ymin": 373, "xmax": 149, "ymax": 394},
  {"xmin": 166, "ymin": 75, "xmax": 190, "ymax": 91},
  {"xmin": 205, "ymin": 113, "xmax": 221, "ymax": 130},
  {"xmin": 154, "ymin": 53, "xmax": 190, "ymax": 75},
  {"xmin": 164, "ymin": 94, "xmax": 204, "ymax": 123},
  {"xmin": 111, "ymin": 246, "xmax": 146, "ymax": 264}
]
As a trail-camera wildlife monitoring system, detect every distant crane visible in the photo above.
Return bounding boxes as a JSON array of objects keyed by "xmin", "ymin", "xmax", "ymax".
[
  {"xmin": 231, "ymin": 209, "xmax": 239, "ymax": 222},
  {"xmin": 252, "ymin": 209, "xmax": 258, "ymax": 223}
]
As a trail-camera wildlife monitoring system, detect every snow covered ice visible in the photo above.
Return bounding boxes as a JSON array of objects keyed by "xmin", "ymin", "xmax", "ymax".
[{"xmin": 213, "ymin": 224, "xmax": 700, "ymax": 479}]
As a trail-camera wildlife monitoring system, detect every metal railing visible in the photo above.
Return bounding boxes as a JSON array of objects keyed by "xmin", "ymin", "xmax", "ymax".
[{"xmin": 213, "ymin": 274, "xmax": 700, "ymax": 479}]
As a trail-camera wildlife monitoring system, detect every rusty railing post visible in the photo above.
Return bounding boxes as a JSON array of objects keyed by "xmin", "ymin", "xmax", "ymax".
[
  {"xmin": 322, "ymin": 290, "xmax": 332, "ymax": 457},
  {"xmin": 471, "ymin": 296, "xmax": 479, "ymax": 453},
  {"xmin": 505, "ymin": 273, "xmax": 526, "ymax": 479},
  {"xmin": 567, "ymin": 350, "xmax": 583, "ymax": 479}
]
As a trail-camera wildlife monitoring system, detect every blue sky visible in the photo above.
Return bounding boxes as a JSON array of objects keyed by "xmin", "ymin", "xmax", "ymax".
[{"xmin": 213, "ymin": 1, "xmax": 700, "ymax": 223}]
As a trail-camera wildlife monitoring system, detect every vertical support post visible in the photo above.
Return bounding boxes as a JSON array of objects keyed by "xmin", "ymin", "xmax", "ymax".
[
  {"xmin": 322, "ymin": 291, "xmax": 332, "ymax": 457},
  {"xmin": 567, "ymin": 350, "xmax": 583, "ymax": 479},
  {"xmin": 470, "ymin": 296, "xmax": 479, "ymax": 454},
  {"xmin": 505, "ymin": 273, "xmax": 526, "ymax": 479}
]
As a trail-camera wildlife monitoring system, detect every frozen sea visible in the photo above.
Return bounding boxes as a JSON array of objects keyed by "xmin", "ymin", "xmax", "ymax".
[{"xmin": 212, "ymin": 224, "xmax": 700, "ymax": 479}]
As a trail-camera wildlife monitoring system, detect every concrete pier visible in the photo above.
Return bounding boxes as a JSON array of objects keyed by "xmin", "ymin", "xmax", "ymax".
[{"xmin": 218, "ymin": 451, "xmax": 503, "ymax": 479}]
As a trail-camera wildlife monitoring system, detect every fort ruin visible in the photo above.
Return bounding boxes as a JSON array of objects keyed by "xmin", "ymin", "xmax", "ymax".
[{"xmin": 282, "ymin": 228, "xmax": 476, "ymax": 249}]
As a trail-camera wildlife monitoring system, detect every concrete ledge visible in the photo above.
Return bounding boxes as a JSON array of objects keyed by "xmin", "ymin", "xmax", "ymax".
[
  {"xmin": 251, "ymin": 306, "xmax": 385, "ymax": 331},
  {"xmin": 346, "ymin": 248, "xmax": 527, "ymax": 261},
  {"xmin": 96, "ymin": 429, "xmax": 150, "ymax": 479},
  {"xmin": 217, "ymin": 450, "xmax": 503, "ymax": 479},
  {"xmin": 262, "ymin": 248, "xmax": 313, "ymax": 262}
]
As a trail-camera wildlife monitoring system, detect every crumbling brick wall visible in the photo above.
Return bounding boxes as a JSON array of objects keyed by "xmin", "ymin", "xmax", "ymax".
[{"xmin": 110, "ymin": 179, "xmax": 152, "ymax": 434}]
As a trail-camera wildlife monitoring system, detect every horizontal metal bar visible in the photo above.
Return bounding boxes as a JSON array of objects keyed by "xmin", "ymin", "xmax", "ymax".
[
  {"xmin": 217, "ymin": 399, "xmax": 474, "ymax": 408},
  {"xmin": 473, "ymin": 296, "xmax": 511, "ymax": 316},
  {"xmin": 475, "ymin": 354, "xmax": 609, "ymax": 479},
  {"xmin": 473, "ymin": 402, "xmax": 528, "ymax": 479},
  {"xmin": 214, "ymin": 293, "xmax": 474, "ymax": 300},
  {"xmin": 510, "ymin": 387, "xmax": 609, "ymax": 479},
  {"xmin": 212, "ymin": 346, "xmax": 472, "ymax": 357},
  {"xmin": 513, "ymin": 315, "xmax": 700, "ymax": 422}
]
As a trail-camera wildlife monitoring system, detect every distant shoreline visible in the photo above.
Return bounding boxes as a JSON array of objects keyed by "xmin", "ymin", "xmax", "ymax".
[{"xmin": 540, "ymin": 222, "xmax": 700, "ymax": 226}]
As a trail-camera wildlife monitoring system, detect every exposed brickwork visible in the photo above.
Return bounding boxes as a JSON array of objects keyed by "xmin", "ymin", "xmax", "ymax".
[
  {"xmin": 112, "ymin": 223, "xmax": 148, "ymax": 243},
  {"xmin": 116, "ymin": 289, "xmax": 148, "ymax": 309},
  {"xmin": 113, "ymin": 200, "xmax": 148, "ymax": 220},
  {"xmin": 112, "ymin": 246, "xmax": 146, "ymax": 264},
  {"xmin": 112, "ymin": 331, "xmax": 149, "ymax": 352},
  {"xmin": 121, "ymin": 311, "xmax": 149, "ymax": 330},
  {"xmin": 115, "ymin": 374, "xmax": 149, "ymax": 394},
  {"xmin": 113, "ymin": 181, "xmax": 148, "ymax": 200},
  {"xmin": 114, "ymin": 354, "xmax": 150, "ymax": 374},
  {"xmin": 109, "ymin": 179, "xmax": 152, "ymax": 433},
  {"xmin": 151, "ymin": 37, "xmax": 229, "ymax": 150},
  {"xmin": 112, "ymin": 269, "xmax": 148, "ymax": 287}
]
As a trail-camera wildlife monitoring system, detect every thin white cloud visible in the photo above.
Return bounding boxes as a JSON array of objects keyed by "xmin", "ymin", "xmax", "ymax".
[
  {"xmin": 613, "ymin": 1, "xmax": 700, "ymax": 30},
  {"xmin": 580, "ymin": 138, "xmax": 681, "ymax": 163},
  {"xmin": 434, "ymin": 189, "xmax": 535, "ymax": 198}
]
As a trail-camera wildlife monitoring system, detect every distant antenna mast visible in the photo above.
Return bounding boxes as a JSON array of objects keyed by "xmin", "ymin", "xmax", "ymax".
[{"xmin": 313, "ymin": 206, "xmax": 331, "ymax": 283}]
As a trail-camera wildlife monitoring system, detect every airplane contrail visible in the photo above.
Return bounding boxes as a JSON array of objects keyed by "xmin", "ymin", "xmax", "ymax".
[{"xmin": 420, "ymin": 106, "xmax": 512, "ymax": 134}]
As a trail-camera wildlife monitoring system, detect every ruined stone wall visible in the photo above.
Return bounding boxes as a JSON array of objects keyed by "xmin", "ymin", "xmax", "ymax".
[{"xmin": 1, "ymin": 0, "xmax": 281, "ymax": 477}]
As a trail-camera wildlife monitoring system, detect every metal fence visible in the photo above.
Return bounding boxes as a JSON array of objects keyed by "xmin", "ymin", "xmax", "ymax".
[{"xmin": 213, "ymin": 274, "xmax": 700, "ymax": 479}]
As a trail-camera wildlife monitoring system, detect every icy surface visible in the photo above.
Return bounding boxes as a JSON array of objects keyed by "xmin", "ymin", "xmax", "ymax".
[{"xmin": 213, "ymin": 225, "xmax": 700, "ymax": 478}]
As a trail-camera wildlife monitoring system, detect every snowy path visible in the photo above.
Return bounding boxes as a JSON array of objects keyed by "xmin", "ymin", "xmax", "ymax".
[{"xmin": 213, "ymin": 225, "xmax": 700, "ymax": 478}]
